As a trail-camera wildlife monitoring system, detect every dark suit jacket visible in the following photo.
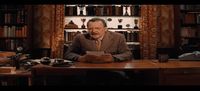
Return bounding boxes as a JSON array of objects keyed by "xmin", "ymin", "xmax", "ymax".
[{"xmin": 64, "ymin": 31, "xmax": 132, "ymax": 61}]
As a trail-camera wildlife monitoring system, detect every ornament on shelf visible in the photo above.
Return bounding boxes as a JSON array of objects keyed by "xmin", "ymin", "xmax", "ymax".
[
  {"xmin": 81, "ymin": 18, "xmax": 86, "ymax": 29},
  {"xmin": 118, "ymin": 19, "xmax": 123, "ymax": 29},
  {"xmin": 78, "ymin": 4, "xmax": 85, "ymax": 16},
  {"xmin": 133, "ymin": 19, "xmax": 139, "ymax": 29}
]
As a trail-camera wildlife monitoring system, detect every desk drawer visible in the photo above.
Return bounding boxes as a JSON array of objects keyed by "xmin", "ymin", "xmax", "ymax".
[
  {"xmin": 162, "ymin": 68, "xmax": 200, "ymax": 74},
  {"xmin": 159, "ymin": 68, "xmax": 200, "ymax": 85}
]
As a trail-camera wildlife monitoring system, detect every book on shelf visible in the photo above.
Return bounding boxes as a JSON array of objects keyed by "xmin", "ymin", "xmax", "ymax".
[
  {"xmin": 180, "ymin": 5, "xmax": 200, "ymax": 11},
  {"xmin": 65, "ymin": 6, "xmax": 70, "ymax": 16},
  {"xmin": 0, "ymin": 26, "xmax": 4, "ymax": 37},
  {"xmin": 95, "ymin": 6, "xmax": 101, "ymax": 16},
  {"xmin": 107, "ymin": 6, "xmax": 113, "ymax": 16},
  {"xmin": 86, "ymin": 5, "xmax": 95, "ymax": 16},
  {"xmin": 115, "ymin": 6, "xmax": 123, "ymax": 16},
  {"xmin": 196, "ymin": 14, "xmax": 200, "ymax": 24},
  {"xmin": 2, "ymin": 10, "xmax": 26, "ymax": 24},
  {"xmin": 183, "ymin": 13, "xmax": 196, "ymax": 24},
  {"xmin": 111, "ymin": 6, "xmax": 116, "ymax": 16},
  {"xmin": 130, "ymin": 5, "xmax": 140, "ymax": 16},
  {"xmin": 66, "ymin": 6, "xmax": 77, "ymax": 16},
  {"xmin": 181, "ymin": 27, "xmax": 196, "ymax": 38},
  {"xmin": 65, "ymin": 32, "xmax": 81, "ymax": 42},
  {"xmin": 0, "ymin": 26, "xmax": 27, "ymax": 38},
  {"xmin": 114, "ymin": 31, "xmax": 139, "ymax": 42}
]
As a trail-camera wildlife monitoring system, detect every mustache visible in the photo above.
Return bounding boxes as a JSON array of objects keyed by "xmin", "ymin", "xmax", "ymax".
[{"xmin": 89, "ymin": 32, "xmax": 99, "ymax": 35}]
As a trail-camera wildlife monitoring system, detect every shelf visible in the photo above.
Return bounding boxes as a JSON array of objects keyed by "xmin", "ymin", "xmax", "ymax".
[
  {"xmin": 65, "ymin": 17, "xmax": 140, "ymax": 29},
  {"xmin": 64, "ymin": 28, "xmax": 140, "ymax": 32},
  {"xmin": 65, "ymin": 4, "xmax": 140, "ymax": 6},
  {"xmin": 64, "ymin": 42, "xmax": 140, "ymax": 46},
  {"xmin": 0, "ymin": 37, "xmax": 27, "ymax": 39},
  {"xmin": 65, "ymin": 15, "xmax": 140, "ymax": 18},
  {"xmin": 0, "ymin": 24, "xmax": 27, "ymax": 26},
  {"xmin": 0, "ymin": 5, "xmax": 28, "ymax": 51},
  {"xmin": 181, "ymin": 24, "xmax": 200, "ymax": 26},
  {"xmin": 65, "ymin": 16, "xmax": 140, "ymax": 18},
  {"xmin": 180, "ymin": 10, "xmax": 200, "ymax": 13},
  {"xmin": 126, "ymin": 42, "xmax": 140, "ymax": 45},
  {"xmin": 181, "ymin": 37, "xmax": 200, "ymax": 39},
  {"xmin": 65, "ymin": 4, "xmax": 141, "ymax": 16}
]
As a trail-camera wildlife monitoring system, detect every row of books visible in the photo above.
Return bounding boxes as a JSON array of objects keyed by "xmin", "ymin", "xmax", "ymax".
[
  {"xmin": 0, "ymin": 39, "xmax": 26, "ymax": 51},
  {"xmin": 0, "ymin": 10, "xmax": 26, "ymax": 24},
  {"xmin": 116, "ymin": 31, "xmax": 139, "ymax": 42},
  {"xmin": 181, "ymin": 13, "xmax": 200, "ymax": 24},
  {"xmin": 65, "ymin": 5, "xmax": 140, "ymax": 16},
  {"xmin": 181, "ymin": 27, "xmax": 197, "ymax": 38},
  {"xmin": 0, "ymin": 5, "xmax": 25, "ymax": 10},
  {"xmin": 180, "ymin": 5, "xmax": 200, "ymax": 10},
  {"xmin": 64, "ymin": 32, "xmax": 81, "ymax": 42},
  {"xmin": 64, "ymin": 31, "xmax": 139, "ymax": 42},
  {"xmin": 0, "ymin": 26, "xmax": 27, "ymax": 37}
]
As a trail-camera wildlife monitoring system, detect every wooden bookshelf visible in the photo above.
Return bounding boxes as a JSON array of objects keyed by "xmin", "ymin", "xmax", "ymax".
[
  {"xmin": 0, "ymin": 5, "xmax": 29, "ymax": 52},
  {"xmin": 175, "ymin": 5, "xmax": 200, "ymax": 54}
]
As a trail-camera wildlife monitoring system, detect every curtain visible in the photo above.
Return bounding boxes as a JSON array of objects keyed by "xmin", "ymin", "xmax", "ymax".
[
  {"xmin": 32, "ymin": 5, "xmax": 64, "ymax": 58},
  {"xmin": 140, "ymin": 5, "xmax": 174, "ymax": 59},
  {"xmin": 50, "ymin": 5, "xmax": 65, "ymax": 58}
]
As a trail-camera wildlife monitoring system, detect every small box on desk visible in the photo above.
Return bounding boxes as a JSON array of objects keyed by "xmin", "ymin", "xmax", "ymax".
[{"xmin": 0, "ymin": 67, "xmax": 16, "ymax": 74}]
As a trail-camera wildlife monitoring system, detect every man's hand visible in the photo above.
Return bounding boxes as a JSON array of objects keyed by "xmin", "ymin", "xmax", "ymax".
[
  {"xmin": 77, "ymin": 55, "xmax": 86, "ymax": 62},
  {"xmin": 100, "ymin": 54, "xmax": 114, "ymax": 63}
]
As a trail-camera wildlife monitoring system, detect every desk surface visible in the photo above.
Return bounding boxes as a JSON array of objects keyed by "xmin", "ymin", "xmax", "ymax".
[
  {"xmin": 31, "ymin": 59, "xmax": 200, "ymax": 71},
  {"xmin": 1, "ymin": 59, "xmax": 200, "ymax": 76},
  {"xmin": 153, "ymin": 60, "xmax": 200, "ymax": 68},
  {"xmin": 0, "ymin": 70, "xmax": 31, "ymax": 77},
  {"xmin": 70, "ymin": 60, "xmax": 159, "ymax": 70}
]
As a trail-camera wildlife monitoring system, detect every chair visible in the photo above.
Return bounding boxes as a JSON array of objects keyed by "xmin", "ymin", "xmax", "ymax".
[{"xmin": 31, "ymin": 48, "xmax": 51, "ymax": 59}]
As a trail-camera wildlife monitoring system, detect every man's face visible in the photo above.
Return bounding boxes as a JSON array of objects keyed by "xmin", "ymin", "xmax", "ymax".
[{"xmin": 87, "ymin": 21, "xmax": 106, "ymax": 40}]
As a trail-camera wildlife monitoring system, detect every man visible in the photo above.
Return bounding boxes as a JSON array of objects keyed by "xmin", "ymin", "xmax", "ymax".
[
  {"xmin": 64, "ymin": 17, "xmax": 133, "ymax": 85},
  {"xmin": 64, "ymin": 17, "xmax": 132, "ymax": 63}
]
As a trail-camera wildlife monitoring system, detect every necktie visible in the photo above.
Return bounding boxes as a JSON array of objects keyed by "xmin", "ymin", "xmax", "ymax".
[{"xmin": 95, "ymin": 40, "xmax": 101, "ymax": 51}]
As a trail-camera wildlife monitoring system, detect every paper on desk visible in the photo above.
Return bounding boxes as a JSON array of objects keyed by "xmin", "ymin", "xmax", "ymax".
[{"xmin": 31, "ymin": 59, "xmax": 72, "ymax": 63}]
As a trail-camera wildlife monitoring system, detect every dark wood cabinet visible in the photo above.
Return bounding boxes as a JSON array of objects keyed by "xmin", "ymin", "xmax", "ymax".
[{"xmin": 159, "ymin": 68, "xmax": 200, "ymax": 85}]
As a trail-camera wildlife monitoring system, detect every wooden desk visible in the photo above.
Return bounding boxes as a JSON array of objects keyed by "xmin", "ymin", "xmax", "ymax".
[
  {"xmin": 31, "ymin": 60, "xmax": 159, "ymax": 85},
  {"xmin": 156, "ymin": 60, "xmax": 200, "ymax": 85},
  {"xmin": 31, "ymin": 60, "xmax": 159, "ymax": 74},
  {"xmin": 0, "ymin": 70, "xmax": 31, "ymax": 86},
  {"xmin": 1, "ymin": 59, "xmax": 200, "ymax": 85},
  {"xmin": 31, "ymin": 60, "xmax": 200, "ymax": 85}
]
